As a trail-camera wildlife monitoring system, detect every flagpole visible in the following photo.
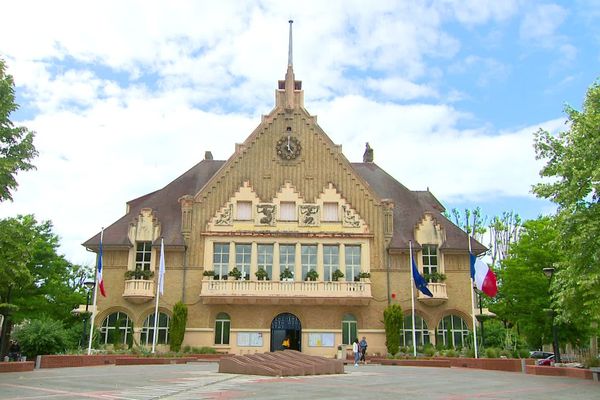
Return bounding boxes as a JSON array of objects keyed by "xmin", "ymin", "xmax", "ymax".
[
  {"xmin": 468, "ymin": 236, "xmax": 479, "ymax": 359},
  {"xmin": 87, "ymin": 228, "xmax": 103, "ymax": 355},
  {"xmin": 409, "ymin": 241, "xmax": 417, "ymax": 357},
  {"xmin": 151, "ymin": 238, "xmax": 164, "ymax": 353}
]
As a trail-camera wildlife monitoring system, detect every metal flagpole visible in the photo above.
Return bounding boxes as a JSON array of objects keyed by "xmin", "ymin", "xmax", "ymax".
[
  {"xmin": 409, "ymin": 241, "xmax": 417, "ymax": 357},
  {"xmin": 87, "ymin": 228, "xmax": 103, "ymax": 355},
  {"xmin": 151, "ymin": 238, "xmax": 164, "ymax": 353},
  {"xmin": 468, "ymin": 235, "xmax": 479, "ymax": 359}
]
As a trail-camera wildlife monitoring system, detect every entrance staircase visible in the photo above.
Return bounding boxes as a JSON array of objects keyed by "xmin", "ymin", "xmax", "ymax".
[{"xmin": 218, "ymin": 350, "xmax": 344, "ymax": 376}]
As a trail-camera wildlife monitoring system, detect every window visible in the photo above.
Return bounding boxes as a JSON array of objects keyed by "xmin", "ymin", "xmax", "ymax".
[
  {"xmin": 213, "ymin": 243, "xmax": 229, "ymax": 279},
  {"xmin": 301, "ymin": 245, "xmax": 317, "ymax": 280},
  {"xmin": 235, "ymin": 244, "xmax": 252, "ymax": 279},
  {"xmin": 215, "ymin": 312, "xmax": 231, "ymax": 345},
  {"xmin": 257, "ymin": 244, "xmax": 273, "ymax": 280},
  {"xmin": 401, "ymin": 315, "xmax": 430, "ymax": 347},
  {"xmin": 342, "ymin": 314, "xmax": 357, "ymax": 345},
  {"xmin": 279, "ymin": 244, "xmax": 295, "ymax": 279},
  {"xmin": 345, "ymin": 245, "xmax": 361, "ymax": 281},
  {"xmin": 322, "ymin": 202, "xmax": 339, "ymax": 221},
  {"xmin": 280, "ymin": 202, "xmax": 296, "ymax": 221},
  {"xmin": 422, "ymin": 245, "xmax": 438, "ymax": 278},
  {"xmin": 136, "ymin": 241, "xmax": 152, "ymax": 271},
  {"xmin": 436, "ymin": 315, "xmax": 470, "ymax": 348},
  {"xmin": 140, "ymin": 312, "xmax": 170, "ymax": 346},
  {"xmin": 323, "ymin": 245, "xmax": 339, "ymax": 281},
  {"xmin": 100, "ymin": 312, "xmax": 133, "ymax": 345},
  {"xmin": 236, "ymin": 201, "xmax": 252, "ymax": 220}
]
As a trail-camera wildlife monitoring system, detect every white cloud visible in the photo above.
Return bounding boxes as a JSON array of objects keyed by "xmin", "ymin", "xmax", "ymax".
[
  {"xmin": 520, "ymin": 4, "xmax": 567, "ymax": 43},
  {"xmin": 365, "ymin": 77, "xmax": 438, "ymax": 100}
]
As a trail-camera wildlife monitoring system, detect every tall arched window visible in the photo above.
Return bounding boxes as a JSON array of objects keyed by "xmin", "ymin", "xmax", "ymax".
[
  {"xmin": 215, "ymin": 312, "xmax": 231, "ymax": 345},
  {"xmin": 140, "ymin": 312, "xmax": 170, "ymax": 346},
  {"xmin": 341, "ymin": 314, "xmax": 357, "ymax": 345},
  {"xmin": 100, "ymin": 312, "xmax": 133, "ymax": 345},
  {"xmin": 401, "ymin": 315, "xmax": 430, "ymax": 347},
  {"xmin": 436, "ymin": 315, "xmax": 470, "ymax": 348}
]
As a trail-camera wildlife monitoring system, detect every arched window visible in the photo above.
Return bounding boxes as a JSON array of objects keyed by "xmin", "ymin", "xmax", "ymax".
[
  {"xmin": 140, "ymin": 312, "xmax": 170, "ymax": 346},
  {"xmin": 215, "ymin": 312, "xmax": 231, "ymax": 345},
  {"xmin": 436, "ymin": 315, "xmax": 470, "ymax": 348},
  {"xmin": 401, "ymin": 315, "xmax": 430, "ymax": 347},
  {"xmin": 341, "ymin": 314, "xmax": 357, "ymax": 345},
  {"xmin": 100, "ymin": 312, "xmax": 133, "ymax": 345}
]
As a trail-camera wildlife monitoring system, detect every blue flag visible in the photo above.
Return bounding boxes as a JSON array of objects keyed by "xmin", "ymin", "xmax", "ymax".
[{"xmin": 412, "ymin": 257, "xmax": 433, "ymax": 297}]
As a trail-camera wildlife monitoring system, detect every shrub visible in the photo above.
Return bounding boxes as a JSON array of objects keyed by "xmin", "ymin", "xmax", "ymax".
[
  {"xmin": 383, "ymin": 304, "xmax": 403, "ymax": 356},
  {"xmin": 13, "ymin": 317, "xmax": 69, "ymax": 359},
  {"xmin": 169, "ymin": 301, "xmax": 188, "ymax": 352},
  {"xmin": 332, "ymin": 269, "xmax": 344, "ymax": 281},
  {"xmin": 423, "ymin": 344, "xmax": 436, "ymax": 357},
  {"xmin": 444, "ymin": 349, "xmax": 459, "ymax": 357},
  {"xmin": 485, "ymin": 347, "xmax": 498, "ymax": 358}
]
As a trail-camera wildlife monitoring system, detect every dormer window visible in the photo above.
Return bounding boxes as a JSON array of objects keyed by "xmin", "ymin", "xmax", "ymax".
[
  {"xmin": 280, "ymin": 202, "xmax": 296, "ymax": 221},
  {"xmin": 322, "ymin": 202, "xmax": 339, "ymax": 222},
  {"xmin": 135, "ymin": 242, "xmax": 152, "ymax": 271},
  {"xmin": 236, "ymin": 201, "xmax": 252, "ymax": 220}
]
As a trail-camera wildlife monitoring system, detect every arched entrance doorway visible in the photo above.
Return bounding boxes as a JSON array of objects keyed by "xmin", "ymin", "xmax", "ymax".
[{"xmin": 270, "ymin": 313, "xmax": 301, "ymax": 352}]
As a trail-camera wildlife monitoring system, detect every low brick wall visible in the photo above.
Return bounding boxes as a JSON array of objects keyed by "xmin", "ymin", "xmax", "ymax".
[
  {"xmin": 371, "ymin": 358, "xmax": 451, "ymax": 368},
  {"xmin": 38, "ymin": 354, "xmax": 132, "ymax": 369},
  {"xmin": 115, "ymin": 357, "xmax": 197, "ymax": 365},
  {"xmin": 437, "ymin": 357, "xmax": 534, "ymax": 372},
  {"xmin": 0, "ymin": 361, "xmax": 35, "ymax": 373},
  {"xmin": 526, "ymin": 365, "xmax": 593, "ymax": 380}
]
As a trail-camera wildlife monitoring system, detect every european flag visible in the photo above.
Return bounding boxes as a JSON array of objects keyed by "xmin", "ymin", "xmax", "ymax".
[{"xmin": 412, "ymin": 257, "xmax": 433, "ymax": 297}]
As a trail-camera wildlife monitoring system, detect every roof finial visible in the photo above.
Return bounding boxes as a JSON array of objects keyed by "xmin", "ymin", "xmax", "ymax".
[{"xmin": 288, "ymin": 20, "xmax": 293, "ymax": 67}]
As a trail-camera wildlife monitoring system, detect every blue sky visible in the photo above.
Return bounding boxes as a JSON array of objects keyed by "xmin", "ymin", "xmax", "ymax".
[{"xmin": 1, "ymin": 0, "xmax": 599, "ymax": 265}]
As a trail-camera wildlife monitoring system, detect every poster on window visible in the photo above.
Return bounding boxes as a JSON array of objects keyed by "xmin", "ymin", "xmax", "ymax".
[
  {"xmin": 237, "ymin": 332, "xmax": 263, "ymax": 347},
  {"xmin": 308, "ymin": 333, "xmax": 335, "ymax": 347}
]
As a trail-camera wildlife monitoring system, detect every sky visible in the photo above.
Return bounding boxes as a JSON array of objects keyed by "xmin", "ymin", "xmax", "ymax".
[{"xmin": 1, "ymin": 0, "xmax": 599, "ymax": 267}]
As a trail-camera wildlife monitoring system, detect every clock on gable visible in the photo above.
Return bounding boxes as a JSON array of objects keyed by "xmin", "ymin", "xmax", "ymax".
[{"xmin": 276, "ymin": 135, "xmax": 301, "ymax": 160}]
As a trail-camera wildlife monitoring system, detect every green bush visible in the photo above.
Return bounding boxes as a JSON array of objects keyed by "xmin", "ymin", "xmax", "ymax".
[
  {"xmin": 423, "ymin": 344, "xmax": 436, "ymax": 357},
  {"xmin": 499, "ymin": 349, "xmax": 512, "ymax": 358},
  {"xmin": 443, "ymin": 349, "xmax": 459, "ymax": 357},
  {"xmin": 13, "ymin": 318, "xmax": 69, "ymax": 359},
  {"xmin": 485, "ymin": 347, "xmax": 498, "ymax": 358},
  {"xmin": 169, "ymin": 302, "xmax": 188, "ymax": 352},
  {"xmin": 383, "ymin": 304, "xmax": 403, "ymax": 356}
]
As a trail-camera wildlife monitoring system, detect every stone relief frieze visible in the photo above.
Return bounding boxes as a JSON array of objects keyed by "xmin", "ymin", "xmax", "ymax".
[
  {"xmin": 342, "ymin": 205, "xmax": 360, "ymax": 228},
  {"xmin": 299, "ymin": 204, "xmax": 320, "ymax": 226},
  {"xmin": 215, "ymin": 204, "xmax": 233, "ymax": 226},
  {"xmin": 256, "ymin": 203, "xmax": 276, "ymax": 225}
]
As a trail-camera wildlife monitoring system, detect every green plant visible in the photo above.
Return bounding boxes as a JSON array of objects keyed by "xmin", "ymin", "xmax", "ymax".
[
  {"xmin": 332, "ymin": 269, "xmax": 344, "ymax": 281},
  {"xmin": 305, "ymin": 269, "xmax": 319, "ymax": 281},
  {"xmin": 423, "ymin": 271, "xmax": 446, "ymax": 283},
  {"xmin": 202, "ymin": 269, "xmax": 215, "ymax": 277},
  {"xmin": 423, "ymin": 344, "xmax": 436, "ymax": 357},
  {"xmin": 358, "ymin": 271, "xmax": 371, "ymax": 279},
  {"xmin": 169, "ymin": 301, "xmax": 188, "ymax": 352},
  {"xmin": 13, "ymin": 317, "xmax": 69, "ymax": 359},
  {"xmin": 124, "ymin": 266, "xmax": 154, "ymax": 280},
  {"xmin": 444, "ymin": 349, "xmax": 459, "ymax": 357},
  {"xmin": 383, "ymin": 304, "xmax": 403, "ymax": 356},
  {"xmin": 255, "ymin": 267, "xmax": 269, "ymax": 280},
  {"xmin": 280, "ymin": 268, "xmax": 294, "ymax": 280},
  {"xmin": 485, "ymin": 347, "xmax": 499, "ymax": 358},
  {"xmin": 228, "ymin": 267, "xmax": 242, "ymax": 280}
]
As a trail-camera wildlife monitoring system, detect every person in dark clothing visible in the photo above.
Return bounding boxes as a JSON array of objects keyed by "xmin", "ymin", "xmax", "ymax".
[
  {"xmin": 8, "ymin": 340, "xmax": 21, "ymax": 362},
  {"xmin": 359, "ymin": 336, "xmax": 368, "ymax": 364}
]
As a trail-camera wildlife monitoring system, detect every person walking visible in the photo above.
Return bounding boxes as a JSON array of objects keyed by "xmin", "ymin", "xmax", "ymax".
[
  {"xmin": 359, "ymin": 336, "xmax": 368, "ymax": 364},
  {"xmin": 352, "ymin": 338, "xmax": 360, "ymax": 366}
]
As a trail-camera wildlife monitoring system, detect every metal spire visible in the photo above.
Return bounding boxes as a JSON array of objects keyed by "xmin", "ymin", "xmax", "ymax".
[{"xmin": 288, "ymin": 20, "xmax": 293, "ymax": 66}]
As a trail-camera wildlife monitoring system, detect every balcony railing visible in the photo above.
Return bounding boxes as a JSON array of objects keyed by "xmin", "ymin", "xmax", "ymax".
[
  {"xmin": 123, "ymin": 279, "xmax": 155, "ymax": 303},
  {"xmin": 199, "ymin": 279, "xmax": 372, "ymax": 305},
  {"xmin": 417, "ymin": 282, "xmax": 447, "ymax": 306}
]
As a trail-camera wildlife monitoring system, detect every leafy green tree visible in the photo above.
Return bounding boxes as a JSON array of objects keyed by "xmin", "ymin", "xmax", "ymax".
[
  {"xmin": 169, "ymin": 302, "xmax": 188, "ymax": 352},
  {"xmin": 13, "ymin": 317, "xmax": 69, "ymax": 359},
  {"xmin": 533, "ymin": 79, "xmax": 600, "ymax": 325},
  {"xmin": 383, "ymin": 304, "xmax": 403, "ymax": 356},
  {"xmin": 0, "ymin": 58, "xmax": 38, "ymax": 202}
]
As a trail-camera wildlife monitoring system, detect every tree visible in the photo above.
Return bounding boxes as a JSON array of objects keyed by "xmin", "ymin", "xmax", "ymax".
[
  {"xmin": 169, "ymin": 302, "xmax": 188, "ymax": 352},
  {"xmin": 0, "ymin": 58, "xmax": 38, "ymax": 202},
  {"xmin": 488, "ymin": 211, "xmax": 522, "ymax": 267},
  {"xmin": 446, "ymin": 207, "xmax": 487, "ymax": 243},
  {"xmin": 383, "ymin": 304, "xmax": 403, "ymax": 356},
  {"xmin": 0, "ymin": 215, "xmax": 86, "ymax": 357},
  {"xmin": 533, "ymin": 79, "xmax": 600, "ymax": 324}
]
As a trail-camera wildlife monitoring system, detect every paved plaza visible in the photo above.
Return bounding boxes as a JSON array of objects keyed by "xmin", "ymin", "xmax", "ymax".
[{"xmin": 0, "ymin": 362, "xmax": 597, "ymax": 400}]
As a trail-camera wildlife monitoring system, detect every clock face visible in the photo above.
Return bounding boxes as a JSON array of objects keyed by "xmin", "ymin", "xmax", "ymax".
[{"xmin": 276, "ymin": 135, "xmax": 302, "ymax": 160}]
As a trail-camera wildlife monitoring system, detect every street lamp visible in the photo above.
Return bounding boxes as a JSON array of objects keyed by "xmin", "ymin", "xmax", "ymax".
[
  {"xmin": 542, "ymin": 267, "xmax": 561, "ymax": 363},
  {"xmin": 80, "ymin": 281, "xmax": 95, "ymax": 348}
]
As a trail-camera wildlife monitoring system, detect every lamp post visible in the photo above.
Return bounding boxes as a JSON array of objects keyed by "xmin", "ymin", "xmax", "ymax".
[
  {"xmin": 543, "ymin": 267, "xmax": 561, "ymax": 363},
  {"xmin": 81, "ymin": 281, "xmax": 95, "ymax": 348}
]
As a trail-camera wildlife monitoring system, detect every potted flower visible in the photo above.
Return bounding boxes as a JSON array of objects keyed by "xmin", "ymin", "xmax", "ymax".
[
  {"xmin": 305, "ymin": 269, "xmax": 319, "ymax": 281},
  {"xmin": 228, "ymin": 267, "xmax": 242, "ymax": 280},
  {"xmin": 280, "ymin": 268, "xmax": 294, "ymax": 281},
  {"xmin": 203, "ymin": 270, "xmax": 215, "ymax": 280},
  {"xmin": 358, "ymin": 271, "xmax": 371, "ymax": 281},
  {"xmin": 332, "ymin": 269, "xmax": 344, "ymax": 281},
  {"xmin": 423, "ymin": 271, "xmax": 446, "ymax": 283},
  {"xmin": 124, "ymin": 266, "xmax": 154, "ymax": 280},
  {"xmin": 255, "ymin": 267, "xmax": 269, "ymax": 280}
]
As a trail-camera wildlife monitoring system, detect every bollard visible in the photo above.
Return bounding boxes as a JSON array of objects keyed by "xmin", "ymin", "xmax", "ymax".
[{"xmin": 520, "ymin": 358, "xmax": 526, "ymax": 373}]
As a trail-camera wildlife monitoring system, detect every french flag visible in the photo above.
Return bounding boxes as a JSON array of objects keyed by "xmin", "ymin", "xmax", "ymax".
[
  {"xmin": 97, "ymin": 232, "xmax": 106, "ymax": 297},
  {"xmin": 469, "ymin": 253, "xmax": 497, "ymax": 297}
]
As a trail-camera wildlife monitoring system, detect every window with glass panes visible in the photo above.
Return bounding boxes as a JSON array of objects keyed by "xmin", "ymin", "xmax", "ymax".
[
  {"xmin": 214, "ymin": 312, "xmax": 231, "ymax": 345},
  {"xmin": 345, "ymin": 245, "xmax": 361, "ymax": 281},
  {"xmin": 280, "ymin": 202, "xmax": 296, "ymax": 221},
  {"xmin": 342, "ymin": 314, "xmax": 357, "ymax": 345},
  {"xmin": 436, "ymin": 315, "xmax": 469, "ymax": 348},
  {"xmin": 235, "ymin": 244, "xmax": 252, "ymax": 279},
  {"xmin": 322, "ymin": 202, "xmax": 339, "ymax": 221},
  {"xmin": 213, "ymin": 243, "xmax": 229, "ymax": 279},
  {"xmin": 236, "ymin": 201, "xmax": 252, "ymax": 220},
  {"xmin": 100, "ymin": 312, "xmax": 133, "ymax": 345},
  {"xmin": 422, "ymin": 245, "xmax": 438, "ymax": 277},
  {"xmin": 140, "ymin": 312, "xmax": 170, "ymax": 345},
  {"xmin": 401, "ymin": 315, "xmax": 430, "ymax": 347},
  {"xmin": 279, "ymin": 244, "xmax": 295, "ymax": 279},
  {"xmin": 301, "ymin": 245, "xmax": 317, "ymax": 280},
  {"xmin": 323, "ymin": 245, "xmax": 339, "ymax": 281},
  {"xmin": 257, "ymin": 244, "xmax": 273, "ymax": 280},
  {"xmin": 136, "ymin": 241, "xmax": 152, "ymax": 271}
]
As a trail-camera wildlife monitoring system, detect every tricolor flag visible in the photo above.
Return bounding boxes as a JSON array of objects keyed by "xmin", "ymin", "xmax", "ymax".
[
  {"xmin": 469, "ymin": 253, "xmax": 497, "ymax": 297},
  {"xmin": 158, "ymin": 238, "xmax": 165, "ymax": 295},
  {"xmin": 412, "ymin": 256, "xmax": 433, "ymax": 297},
  {"xmin": 97, "ymin": 233, "xmax": 106, "ymax": 297}
]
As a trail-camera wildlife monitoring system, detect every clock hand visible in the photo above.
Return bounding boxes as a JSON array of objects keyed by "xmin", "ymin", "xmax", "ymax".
[{"xmin": 287, "ymin": 136, "xmax": 291, "ymax": 151}]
